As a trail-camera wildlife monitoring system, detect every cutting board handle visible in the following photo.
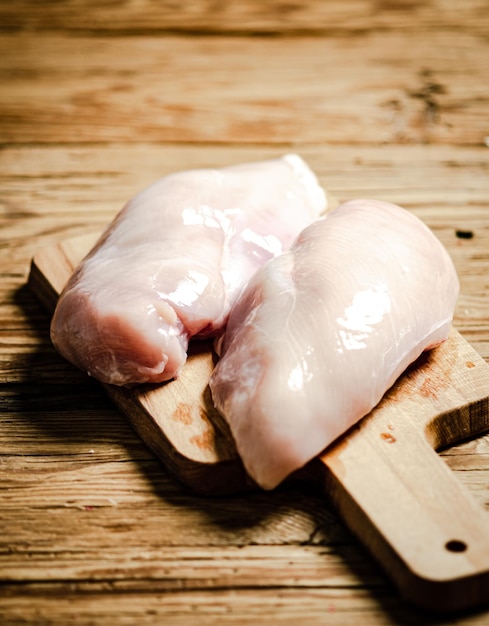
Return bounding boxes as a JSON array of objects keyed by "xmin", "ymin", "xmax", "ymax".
[{"xmin": 318, "ymin": 329, "xmax": 489, "ymax": 612}]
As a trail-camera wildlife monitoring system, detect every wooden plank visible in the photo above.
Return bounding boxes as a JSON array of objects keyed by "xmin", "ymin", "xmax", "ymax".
[
  {"xmin": 3, "ymin": 143, "xmax": 489, "ymax": 206},
  {"xmin": 1, "ymin": 0, "xmax": 488, "ymax": 36},
  {"xmin": 0, "ymin": 543, "xmax": 370, "ymax": 585},
  {"xmin": 8, "ymin": 586, "xmax": 487, "ymax": 626},
  {"xmin": 0, "ymin": 463, "xmax": 344, "ymax": 549},
  {"xmin": 1, "ymin": 31, "xmax": 488, "ymax": 146}
]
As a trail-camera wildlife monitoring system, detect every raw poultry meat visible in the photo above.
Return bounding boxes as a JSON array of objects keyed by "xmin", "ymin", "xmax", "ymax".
[
  {"xmin": 209, "ymin": 199, "xmax": 460, "ymax": 490},
  {"xmin": 50, "ymin": 154, "xmax": 326, "ymax": 386}
]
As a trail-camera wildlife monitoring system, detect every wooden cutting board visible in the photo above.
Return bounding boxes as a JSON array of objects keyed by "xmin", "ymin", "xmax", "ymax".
[{"xmin": 28, "ymin": 232, "xmax": 489, "ymax": 613}]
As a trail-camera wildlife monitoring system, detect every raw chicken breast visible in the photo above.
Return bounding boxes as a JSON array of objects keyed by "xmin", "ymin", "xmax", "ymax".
[
  {"xmin": 209, "ymin": 199, "xmax": 460, "ymax": 490},
  {"xmin": 50, "ymin": 154, "xmax": 326, "ymax": 386}
]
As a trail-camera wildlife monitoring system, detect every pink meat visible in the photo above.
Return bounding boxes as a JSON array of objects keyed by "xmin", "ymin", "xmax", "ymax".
[
  {"xmin": 209, "ymin": 199, "xmax": 460, "ymax": 490},
  {"xmin": 50, "ymin": 154, "xmax": 326, "ymax": 385}
]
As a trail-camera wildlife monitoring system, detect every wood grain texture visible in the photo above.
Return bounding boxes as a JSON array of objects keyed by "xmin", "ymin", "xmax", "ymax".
[
  {"xmin": 1, "ymin": 31, "xmax": 488, "ymax": 146},
  {"xmin": 1, "ymin": 0, "xmax": 488, "ymax": 35},
  {"xmin": 1, "ymin": 0, "xmax": 489, "ymax": 623}
]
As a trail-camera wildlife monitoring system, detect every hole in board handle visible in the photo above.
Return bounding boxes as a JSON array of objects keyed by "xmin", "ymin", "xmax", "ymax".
[{"xmin": 445, "ymin": 539, "xmax": 468, "ymax": 553}]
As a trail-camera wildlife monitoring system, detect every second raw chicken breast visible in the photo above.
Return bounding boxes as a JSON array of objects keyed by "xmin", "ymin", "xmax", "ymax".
[{"xmin": 210, "ymin": 199, "xmax": 460, "ymax": 489}]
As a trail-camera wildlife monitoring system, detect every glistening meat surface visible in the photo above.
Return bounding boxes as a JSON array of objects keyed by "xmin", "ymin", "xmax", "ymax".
[
  {"xmin": 209, "ymin": 199, "xmax": 460, "ymax": 490},
  {"xmin": 50, "ymin": 154, "xmax": 326, "ymax": 385}
]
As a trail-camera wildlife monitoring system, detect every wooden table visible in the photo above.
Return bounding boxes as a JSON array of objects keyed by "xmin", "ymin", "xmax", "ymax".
[{"xmin": 1, "ymin": 2, "xmax": 488, "ymax": 624}]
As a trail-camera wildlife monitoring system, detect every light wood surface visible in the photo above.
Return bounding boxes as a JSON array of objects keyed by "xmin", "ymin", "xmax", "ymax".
[{"xmin": 2, "ymin": 1, "xmax": 489, "ymax": 624}]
